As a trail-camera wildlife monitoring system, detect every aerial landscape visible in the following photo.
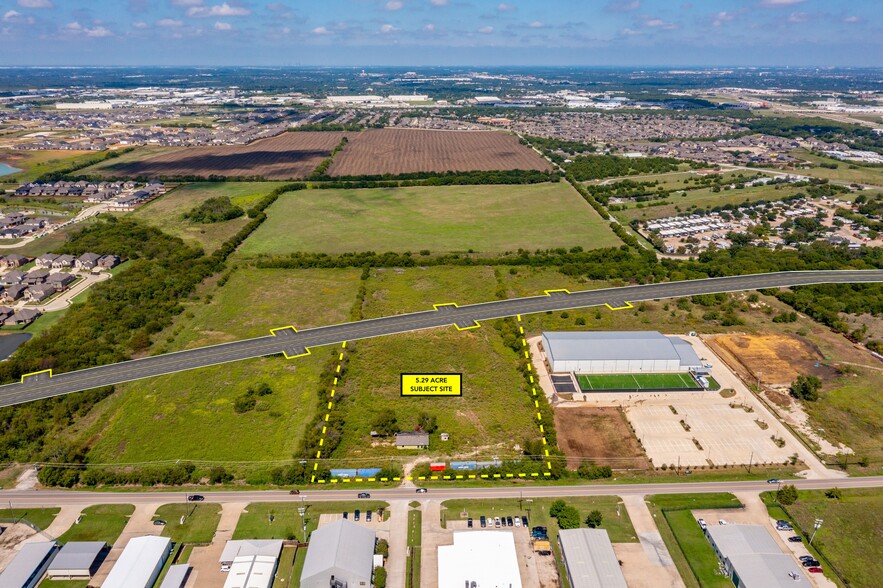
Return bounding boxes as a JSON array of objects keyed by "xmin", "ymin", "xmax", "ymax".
[{"xmin": 0, "ymin": 1, "xmax": 882, "ymax": 587}]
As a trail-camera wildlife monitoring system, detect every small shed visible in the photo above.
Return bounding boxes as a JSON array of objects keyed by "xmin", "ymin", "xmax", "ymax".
[{"xmin": 395, "ymin": 431, "xmax": 429, "ymax": 449}]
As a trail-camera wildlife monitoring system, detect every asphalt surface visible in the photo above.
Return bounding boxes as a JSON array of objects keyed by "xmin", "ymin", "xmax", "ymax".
[
  {"xmin": 3, "ymin": 475, "xmax": 882, "ymax": 507},
  {"xmin": 0, "ymin": 269, "xmax": 881, "ymax": 407}
]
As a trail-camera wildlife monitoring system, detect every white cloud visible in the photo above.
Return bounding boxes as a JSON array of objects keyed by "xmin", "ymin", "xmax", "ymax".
[
  {"xmin": 380, "ymin": 23, "xmax": 398, "ymax": 33},
  {"xmin": 385, "ymin": 1, "xmax": 403, "ymax": 10},
  {"xmin": 214, "ymin": 21, "xmax": 232, "ymax": 30},
  {"xmin": 527, "ymin": 21, "xmax": 544, "ymax": 28},
  {"xmin": 787, "ymin": 11, "xmax": 809, "ymax": 23},
  {"xmin": 429, "ymin": 0, "xmax": 448, "ymax": 5},
  {"xmin": 497, "ymin": 3, "xmax": 515, "ymax": 12},
  {"xmin": 2, "ymin": 10, "xmax": 32, "ymax": 23},
  {"xmin": 423, "ymin": 23, "xmax": 435, "ymax": 32},
  {"xmin": 157, "ymin": 18, "xmax": 184, "ymax": 27},
  {"xmin": 712, "ymin": 11, "xmax": 734, "ymax": 27},
  {"xmin": 132, "ymin": 21, "xmax": 149, "ymax": 29},
  {"xmin": 311, "ymin": 25, "xmax": 331, "ymax": 35},
  {"xmin": 643, "ymin": 17, "xmax": 677, "ymax": 30},
  {"xmin": 63, "ymin": 21, "xmax": 113, "ymax": 37},
  {"xmin": 843, "ymin": 15, "xmax": 860, "ymax": 23},
  {"xmin": 188, "ymin": 3, "xmax": 250, "ymax": 17},
  {"xmin": 478, "ymin": 25, "xmax": 494, "ymax": 33},
  {"xmin": 17, "ymin": 0, "xmax": 53, "ymax": 8},
  {"xmin": 620, "ymin": 27, "xmax": 642, "ymax": 36},
  {"xmin": 760, "ymin": 0, "xmax": 805, "ymax": 5}
]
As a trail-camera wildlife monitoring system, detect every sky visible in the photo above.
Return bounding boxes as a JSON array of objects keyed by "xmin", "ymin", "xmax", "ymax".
[{"xmin": 0, "ymin": 0, "xmax": 880, "ymax": 67}]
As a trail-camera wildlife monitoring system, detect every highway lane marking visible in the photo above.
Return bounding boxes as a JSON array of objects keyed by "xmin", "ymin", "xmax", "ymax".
[{"xmin": 3, "ymin": 271, "xmax": 883, "ymax": 403}]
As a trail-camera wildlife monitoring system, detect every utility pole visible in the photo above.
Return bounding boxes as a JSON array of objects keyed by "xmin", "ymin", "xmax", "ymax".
[
  {"xmin": 748, "ymin": 451, "xmax": 754, "ymax": 474},
  {"xmin": 810, "ymin": 519, "xmax": 823, "ymax": 545},
  {"xmin": 298, "ymin": 496, "xmax": 307, "ymax": 544}
]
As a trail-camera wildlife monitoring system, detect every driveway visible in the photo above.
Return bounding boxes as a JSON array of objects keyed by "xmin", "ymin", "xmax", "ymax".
[
  {"xmin": 621, "ymin": 495, "xmax": 686, "ymax": 588},
  {"xmin": 92, "ymin": 502, "xmax": 163, "ymax": 586},
  {"xmin": 185, "ymin": 502, "xmax": 245, "ymax": 588}
]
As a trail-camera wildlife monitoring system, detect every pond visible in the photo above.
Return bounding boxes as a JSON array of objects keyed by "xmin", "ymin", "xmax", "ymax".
[
  {"xmin": 0, "ymin": 333, "xmax": 32, "ymax": 360},
  {"xmin": 0, "ymin": 162, "xmax": 22, "ymax": 177}
]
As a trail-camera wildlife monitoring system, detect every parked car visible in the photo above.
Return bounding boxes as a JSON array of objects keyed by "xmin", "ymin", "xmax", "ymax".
[
  {"xmin": 697, "ymin": 518, "xmax": 707, "ymax": 530},
  {"xmin": 494, "ymin": 517, "xmax": 501, "ymax": 528},
  {"xmin": 467, "ymin": 518, "xmax": 473, "ymax": 528},
  {"xmin": 788, "ymin": 536, "xmax": 803, "ymax": 542},
  {"xmin": 289, "ymin": 489, "xmax": 300, "ymax": 495},
  {"xmin": 416, "ymin": 488, "xmax": 428, "ymax": 493},
  {"xmin": 507, "ymin": 516, "xmax": 514, "ymax": 527},
  {"xmin": 500, "ymin": 517, "xmax": 507, "ymax": 527},
  {"xmin": 366, "ymin": 510, "xmax": 372, "ymax": 522},
  {"xmin": 521, "ymin": 516, "xmax": 528, "ymax": 527},
  {"xmin": 187, "ymin": 495, "xmax": 204, "ymax": 502},
  {"xmin": 767, "ymin": 478, "xmax": 781, "ymax": 484},
  {"xmin": 801, "ymin": 560, "xmax": 821, "ymax": 568},
  {"xmin": 514, "ymin": 517, "xmax": 521, "ymax": 527},
  {"xmin": 776, "ymin": 520, "xmax": 793, "ymax": 531},
  {"xmin": 799, "ymin": 556, "xmax": 815, "ymax": 562},
  {"xmin": 480, "ymin": 516, "xmax": 487, "ymax": 528},
  {"xmin": 808, "ymin": 567, "xmax": 823, "ymax": 574},
  {"xmin": 354, "ymin": 510, "xmax": 360, "ymax": 521},
  {"xmin": 343, "ymin": 512, "xmax": 348, "ymax": 519},
  {"xmin": 153, "ymin": 519, "xmax": 167, "ymax": 526},
  {"xmin": 718, "ymin": 519, "xmax": 728, "ymax": 526},
  {"xmin": 358, "ymin": 492, "xmax": 371, "ymax": 498}
]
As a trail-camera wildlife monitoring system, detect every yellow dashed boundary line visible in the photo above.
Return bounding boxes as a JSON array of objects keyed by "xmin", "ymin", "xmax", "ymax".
[
  {"xmin": 518, "ymin": 314, "xmax": 553, "ymax": 475},
  {"xmin": 433, "ymin": 302, "xmax": 481, "ymax": 331},
  {"xmin": 311, "ymin": 341, "xmax": 347, "ymax": 484},
  {"xmin": 20, "ymin": 369, "xmax": 52, "ymax": 383}
]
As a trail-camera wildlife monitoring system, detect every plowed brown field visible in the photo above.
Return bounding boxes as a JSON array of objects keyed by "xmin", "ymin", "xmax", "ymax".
[
  {"xmin": 101, "ymin": 132, "xmax": 346, "ymax": 179},
  {"xmin": 554, "ymin": 406, "xmax": 648, "ymax": 469},
  {"xmin": 709, "ymin": 333, "xmax": 828, "ymax": 386},
  {"xmin": 327, "ymin": 128, "xmax": 551, "ymax": 176}
]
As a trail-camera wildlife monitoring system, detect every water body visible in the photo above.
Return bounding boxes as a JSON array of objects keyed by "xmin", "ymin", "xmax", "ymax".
[
  {"xmin": 0, "ymin": 333, "xmax": 32, "ymax": 360},
  {"xmin": 0, "ymin": 163, "xmax": 22, "ymax": 177}
]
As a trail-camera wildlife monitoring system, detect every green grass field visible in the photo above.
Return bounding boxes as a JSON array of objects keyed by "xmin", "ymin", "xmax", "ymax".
[
  {"xmin": 780, "ymin": 149, "xmax": 883, "ymax": 187},
  {"xmin": 331, "ymin": 266, "xmax": 540, "ymax": 462},
  {"xmin": 131, "ymin": 182, "xmax": 286, "ymax": 252},
  {"xmin": 647, "ymin": 494, "xmax": 743, "ymax": 588},
  {"xmin": 238, "ymin": 183, "xmax": 621, "ymax": 255},
  {"xmin": 156, "ymin": 503, "xmax": 222, "ymax": 544},
  {"xmin": 39, "ymin": 580, "xmax": 89, "ymax": 588},
  {"xmin": 234, "ymin": 501, "xmax": 389, "ymax": 542},
  {"xmin": 0, "ymin": 149, "xmax": 97, "ymax": 183},
  {"xmin": 57, "ymin": 504, "xmax": 134, "ymax": 544},
  {"xmin": 81, "ymin": 268, "xmax": 362, "ymax": 464},
  {"xmin": 273, "ymin": 545, "xmax": 297, "ymax": 588},
  {"xmin": 0, "ymin": 507, "xmax": 59, "ymax": 530},
  {"xmin": 407, "ymin": 509, "xmax": 422, "ymax": 588},
  {"xmin": 764, "ymin": 488, "xmax": 883, "ymax": 588},
  {"xmin": 577, "ymin": 372, "xmax": 699, "ymax": 391}
]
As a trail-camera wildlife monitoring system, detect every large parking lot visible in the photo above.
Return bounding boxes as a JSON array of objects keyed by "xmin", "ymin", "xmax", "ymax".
[{"xmin": 628, "ymin": 398, "xmax": 795, "ymax": 467}]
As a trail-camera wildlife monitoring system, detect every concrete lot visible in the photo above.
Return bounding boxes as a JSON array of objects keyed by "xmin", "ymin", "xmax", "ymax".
[{"xmin": 185, "ymin": 502, "xmax": 245, "ymax": 588}]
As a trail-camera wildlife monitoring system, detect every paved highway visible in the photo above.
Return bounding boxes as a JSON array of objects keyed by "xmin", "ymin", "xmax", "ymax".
[
  {"xmin": 2, "ymin": 476, "xmax": 882, "ymax": 507},
  {"xmin": 1, "ymin": 269, "xmax": 881, "ymax": 407}
]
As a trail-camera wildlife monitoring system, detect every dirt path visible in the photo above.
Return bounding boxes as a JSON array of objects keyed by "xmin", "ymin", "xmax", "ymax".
[
  {"xmin": 92, "ymin": 502, "xmax": 162, "ymax": 586},
  {"xmin": 528, "ymin": 336, "xmax": 556, "ymax": 400},
  {"xmin": 185, "ymin": 502, "xmax": 245, "ymax": 588},
  {"xmin": 621, "ymin": 495, "xmax": 686, "ymax": 588}
]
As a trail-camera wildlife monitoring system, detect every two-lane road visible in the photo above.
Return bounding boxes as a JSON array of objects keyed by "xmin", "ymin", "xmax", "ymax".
[{"xmin": 1, "ymin": 269, "xmax": 881, "ymax": 407}]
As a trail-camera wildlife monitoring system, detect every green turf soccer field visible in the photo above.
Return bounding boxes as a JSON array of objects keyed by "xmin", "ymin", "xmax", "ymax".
[{"xmin": 576, "ymin": 373, "xmax": 700, "ymax": 391}]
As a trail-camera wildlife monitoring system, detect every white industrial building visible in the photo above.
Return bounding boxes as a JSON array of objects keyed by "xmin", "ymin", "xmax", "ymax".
[
  {"xmin": 45, "ymin": 541, "xmax": 106, "ymax": 579},
  {"xmin": 102, "ymin": 535, "xmax": 171, "ymax": 588},
  {"xmin": 158, "ymin": 564, "xmax": 191, "ymax": 588},
  {"xmin": 705, "ymin": 524, "xmax": 809, "ymax": 588},
  {"xmin": 220, "ymin": 539, "xmax": 283, "ymax": 588},
  {"xmin": 300, "ymin": 519, "xmax": 376, "ymax": 588},
  {"xmin": 541, "ymin": 331, "xmax": 703, "ymax": 374},
  {"xmin": 0, "ymin": 541, "xmax": 58, "ymax": 588},
  {"xmin": 558, "ymin": 529, "xmax": 627, "ymax": 588},
  {"xmin": 437, "ymin": 531, "xmax": 522, "ymax": 588}
]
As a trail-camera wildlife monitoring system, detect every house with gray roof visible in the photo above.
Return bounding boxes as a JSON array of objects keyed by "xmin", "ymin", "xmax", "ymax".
[{"xmin": 300, "ymin": 519, "xmax": 375, "ymax": 588}]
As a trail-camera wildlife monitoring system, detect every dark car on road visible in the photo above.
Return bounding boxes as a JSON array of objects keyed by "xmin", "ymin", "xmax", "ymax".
[
  {"xmin": 289, "ymin": 489, "xmax": 300, "ymax": 495},
  {"xmin": 467, "ymin": 518, "xmax": 473, "ymax": 528},
  {"xmin": 788, "ymin": 536, "xmax": 803, "ymax": 542},
  {"xmin": 358, "ymin": 492, "xmax": 371, "ymax": 498},
  {"xmin": 153, "ymin": 519, "xmax": 166, "ymax": 526},
  {"xmin": 480, "ymin": 516, "xmax": 486, "ymax": 528},
  {"xmin": 416, "ymin": 488, "xmax": 428, "ymax": 493},
  {"xmin": 187, "ymin": 495, "xmax": 205, "ymax": 502}
]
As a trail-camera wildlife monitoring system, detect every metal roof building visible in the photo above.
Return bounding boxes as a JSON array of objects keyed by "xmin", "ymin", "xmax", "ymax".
[
  {"xmin": 102, "ymin": 535, "xmax": 171, "ymax": 588},
  {"xmin": 705, "ymin": 525, "xmax": 809, "ymax": 588},
  {"xmin": 0, "ymin": 541, "xmax": 58, "ymax": 588},
  {"xmin": 223, "ymin": 555, "xmax": 278, "ymax": 588},
  {"xmin": 558, "ymin": 529, "xmax": 627, "ymax": 588},
  {"xmin": 46, "ymin": 541, "xmax": 107, "ymax": 579},
  {"xmin": 437, "ymin": 531, "xmax": 522, "ymax": 588},
  {"xmin": 158, "ymin": 564, "xmax": 191, "ymax": 588},
  {"xmin": 220, "ymin": 539, "xmax": 283, "ymax": 568},
  {"xmin": 541, "ymin": 331, "xmax": 703, "ymax": 374},
  {"xmin": 300, "ymin": 519, "xmax": 376, "ymax": 588}
]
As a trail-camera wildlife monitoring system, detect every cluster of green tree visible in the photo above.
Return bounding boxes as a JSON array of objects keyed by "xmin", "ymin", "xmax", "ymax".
[
  {"xmin": 233, "ymin": 382, "xmax": 274, "ymax": 414},
  {"xmin": 855, "ymin": 194, "xmax": 883, "ymax": 217},
  {"xmin": 35, "ymin": 147, "xmax": 135, "ymax": 182},
  {"xmin": 307, "ymin": 136, "xmax": 349, "ymax": 180},
  {"xmin": 325, "ymin": 169, "xmax": 559, "ymax": 185},
  {"xmin": 577, "ymin": 461, "xmax": 614, "ymax": 479},
  {"xmin": 156, "ymin": 122, "xmax": 213, "ymax": 128},
  {"xmin": 739, "ymin": 117, "xmax": 883, "ymax": 154},
  {"xmin": 776, "ymin": 483, "xmax": 799, "ymax": 505},
  {"xmin": 369, "ymin": 409, "xmax": 438, "ymax": 437},
  {"xmin": 774, "ymin": 283, "xmax": 883, "ymax": 346},
  {"xmin": 772, "ymin": 311, "xmax": 798, "ymax": 323},
  {"xmin": 565, "ymin": 154, "xmax": 700, "ymax": 181},
  {"xmin": 584, "ymin": 179, "xmax": 668, "ymax": 205},
  {"xmin": 790, "ymin": 375, "xmax": 822, "ymax": 402},
  {"xmin": 521, "ymin": 135, "xmax": 596, "ymax": 158},
  {"xmin": 40, "ymin": 461, "xmax": 200, "ymax": 488},
  {"xmin": 549, "ymin": 499, "xmax": 601, "ymax": 529},
  {"xmin": 182, "ymin": 196, "xmax": 245, "ymax": 223}
]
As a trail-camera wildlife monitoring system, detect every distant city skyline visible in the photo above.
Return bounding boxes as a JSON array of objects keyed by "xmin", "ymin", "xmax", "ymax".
[{"xmin": 0, "ymin": 0, "xmax": 880, "ymax": 67}]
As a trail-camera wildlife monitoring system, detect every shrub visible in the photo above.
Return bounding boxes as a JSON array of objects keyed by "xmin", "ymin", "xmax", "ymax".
[
  {"xmin": 585, "ymin": 510, "xmax": 603, "ymax": 528},
  {"xmin": 182, "ymin": 196, "xmax": 244, "ymax": 223},
  {"xmin": 777, "ymin": 484, "xmax": 798, "ymax": 505}
]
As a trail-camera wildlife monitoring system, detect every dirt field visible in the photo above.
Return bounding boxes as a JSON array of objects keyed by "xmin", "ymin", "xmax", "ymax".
[
  {"xmin": 327, "ymin": 128, "xmax": 551, "ymax": 176},
  {"xmin": 96, "ymin": 131, "xmax": 345, "ymax": 179},
  {"xmin": 708, "ymin": 334, "xmax": 832, "ymax": 387},
  {"xmin": 553, "ymin": 406, "xmax": 649, "ymax": 469}
]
